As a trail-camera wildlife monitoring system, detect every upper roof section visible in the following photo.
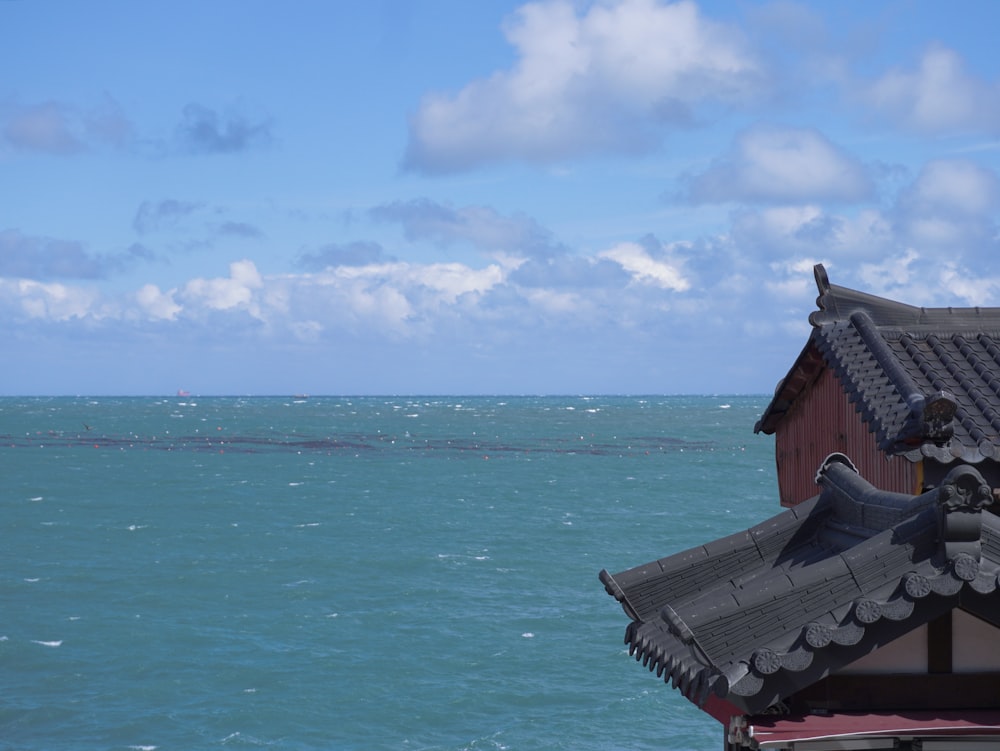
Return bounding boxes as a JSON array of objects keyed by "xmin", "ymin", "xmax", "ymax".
[
  {"xmin": 755, "ymin": 265, "xmax": 1000, "ymax": 464},
  {"xmin": 599, "ymin": 455, "xmax": 1000, "ymax": 716}
]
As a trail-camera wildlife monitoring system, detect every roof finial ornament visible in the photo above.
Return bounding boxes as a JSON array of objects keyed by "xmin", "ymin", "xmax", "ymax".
[{"xmin": 814, "ymin": 263, "xmax": 830, "ymax": 294}]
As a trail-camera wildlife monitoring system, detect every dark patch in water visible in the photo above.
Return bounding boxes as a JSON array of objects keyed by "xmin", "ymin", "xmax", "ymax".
[{"xmin": 0, "ymin": 430, "xmax": 719, "ymax": 456}]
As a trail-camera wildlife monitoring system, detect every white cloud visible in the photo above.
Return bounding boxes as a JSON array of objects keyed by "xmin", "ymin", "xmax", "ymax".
[
  {"xmin": 900, "ymin": 159, "xmax": 1000, "ymax": 217},
  {"xmin": 730, "ymin": 203, "xmax": 896, "ymax": 264},
  {"xmin": 3, "ymin": 279, "xmax": 103, "ymax": 321},
  {"xmin": 181, "ymin": 260, "xmax": 263, "ymax": 312},
  {"xmin": 404, "ymin": 0, "xmax": 764, "ymax": 171},
  {"xmin": 520, "ymin": 286, "xmax": 589, "ymax": 315},
  {"xmin": 686, "ymin": 126, "xmax": 873, "ymax": 204},
  {"xmin": 893, "ymin": 159, "xmax": 1000, "ymax": 252},
  {"xmin": 598, "ymin": 241, "xmax": 689, "ymax": 290},
  {"xmin": 938, "ymin": 264, "xmax": 1000, "ymax": 307},
  {"xmin": 855, "ymin": 250, "xmax": 919, "ymax": 294},
  {"xmin": 864, "ymin": 44, "xmax": 1000, "ymax": 134},
  {"xmin": 328, "ymin": 261, "xmax": 505, "ymax": 306},
  {"xmin": 135, "ymin": 283, "xmax": 181, "ymax": 321}
]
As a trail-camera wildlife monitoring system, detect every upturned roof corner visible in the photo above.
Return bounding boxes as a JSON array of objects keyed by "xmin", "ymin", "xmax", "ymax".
[
  {"xmin": 601, "ymin": 267, "xmax": 1000, "ymax": 740},
  {"xmin": 756, "ymin": 264, "xmax": 1000, "ymax": 465},
  {"xmin": 600, "ymin": 458, "xmax": 1000, "ymax": 716}
]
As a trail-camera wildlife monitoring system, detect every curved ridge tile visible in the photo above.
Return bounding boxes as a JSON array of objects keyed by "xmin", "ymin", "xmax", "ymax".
[
  {"xmin": 878, "ymin": 597, "xmax": 914, "ymax": 621},
  {"xmin": 930, "ymin": 571, "xmax": 964, "ymax": 596},
  {"xmin": 830, "ymin": 621, "xmax": 865, "ymax": 646},
  {"xmin": 779, "ymin": 648, "xmax": 813, "ymax": 672},
  {"xmin": 970, "ymin": 569, "xmax": 997, "ymax": 594},
  {"xmin": 731, "ymin": 671, "xmax": 764, "ymax": 698}
]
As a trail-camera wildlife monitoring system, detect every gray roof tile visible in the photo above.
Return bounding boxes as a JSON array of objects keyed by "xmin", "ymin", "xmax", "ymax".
[
  {"xmin": 756, "ymin": 265, "xmax": 1000, "ymax": 463},
  {"xmin": 600, "ymin": 458, "xmax": 1000, "ymax": 714}
]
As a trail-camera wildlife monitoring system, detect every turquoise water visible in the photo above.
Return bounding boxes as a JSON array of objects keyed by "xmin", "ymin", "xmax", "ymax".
[{"xmin": 2, "ymin": 395, "xmax": 778, "ymax": 750}]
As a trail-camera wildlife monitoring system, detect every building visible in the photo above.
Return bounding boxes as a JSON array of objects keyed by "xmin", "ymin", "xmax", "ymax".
[
  {"xmin": 600, "ymin": 266, "xmax": 1000, "ymax": 750},
  {"xmin": 757, "ymin": 263, "xmax": 1000, "ymax": 507}
]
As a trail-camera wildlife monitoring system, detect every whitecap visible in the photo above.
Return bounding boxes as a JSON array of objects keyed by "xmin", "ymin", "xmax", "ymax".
[
  {"xmin": 220, "ymin": 732, "xmax": 262, "ymax": 745},
  {"xmin": 29, "ymin": 496, "xmax": 43, "ymax": 502},
  {"xmin": 24, "ymin": 578, "xmax": 39, "ymax": 582},
  {"xmin": 32, "ymin": 640, "xmax": 62, "ymax": 647},
  {"xmin": 128, "ymin": 746, "xmax": 158, "ymax": 751},
  {"xmin": 521, "ymin": 632, "xmax": 534, "ymax": 638},
  {"xmin": 288, "ymin": 482, "xmax": 303, "ymax": 487}
]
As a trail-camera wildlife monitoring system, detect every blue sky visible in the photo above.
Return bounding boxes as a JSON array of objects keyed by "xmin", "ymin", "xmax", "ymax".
[{"xmin": 4, "ymin": 0, "xmax": 1000, "ymax": 395}]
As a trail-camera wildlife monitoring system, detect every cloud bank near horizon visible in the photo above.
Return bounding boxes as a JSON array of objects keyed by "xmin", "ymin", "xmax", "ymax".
[{"xmin": 3, "ymin": 0, "xmax": 1000, "ymax": 394}]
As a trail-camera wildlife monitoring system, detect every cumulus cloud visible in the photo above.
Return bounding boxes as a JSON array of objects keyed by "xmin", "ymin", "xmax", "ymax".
[
  {"xmin": 404, "ymin": 0, "xmax": 764, "ymax": 172},
  {"xmin": 0, "ymin": 278, "xmax": 105, "ymax": 321},
  {"xmin": 684, "ymin": 125, "xmax": 874, "ymax": 204},
  {"xmin": 181, "ymin": 260, "xmax": 264, "ymax": 312},
  {"xmin": 892, "ymin": 159, "xmax": 1000, "ymax": 252},
  {"xmin": 898, "ymin": 158, "xmax": 1000, "ymax": 218},
  {"xmin": 863, "ymin": 44, "xmax": 1000, "ymax": 134},
  {"xmin": 135, "ymin": 283, "xmax": 181, "ymax": 321},
  {"xmin": 730, "ymin": 205, "xmax": 893, "ymax": 263},
  {"xmin": 598, "ymin": 237, "xmax": 690, "ymax": 291},
  {"xmin": 8, "ymin": 146, "xmax": 1000, "ymax": 392},
  {"xmin": 175, "ymin": 103, "xmax": 273, "ymax": 154},
  {"xmin": 718, "ymin": 157, "xmax": 1000, "ymax": 309},
  {"xmin": 371, "ymin": 198, "xmax": 567, "ymax": 258}
]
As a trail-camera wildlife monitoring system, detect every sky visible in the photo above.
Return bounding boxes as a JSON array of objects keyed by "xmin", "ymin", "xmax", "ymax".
[{"xmin": 4, "ymin": 0, "xmax": 1000, "ymax": 396}]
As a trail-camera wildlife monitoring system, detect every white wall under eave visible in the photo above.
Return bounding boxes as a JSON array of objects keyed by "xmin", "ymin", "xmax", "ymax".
[
  {"xmin": 952, "ymin": 608, "xmax": 1000, "ymax": 671},
  {"xmin": 838, "ymin": 625, "xmax": 928, "ymax": 674},
  {"xmin": 832, "ymin": 609, "xmax": 1000, "ymax": 675}
]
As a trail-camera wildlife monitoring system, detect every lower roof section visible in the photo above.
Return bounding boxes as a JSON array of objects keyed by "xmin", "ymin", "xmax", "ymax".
[
  {"xmin": 600, "ymin": 455, "xmax": 1000, "ymax": 714},
  {"xmin": 743, "ymin": 710, "xmax": 1000, "ymax": 750}
]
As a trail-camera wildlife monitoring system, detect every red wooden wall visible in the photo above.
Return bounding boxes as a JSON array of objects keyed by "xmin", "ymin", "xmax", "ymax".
[{"xmin": 774, "ymin": 368, "xmax": 920, "ymax": 506}]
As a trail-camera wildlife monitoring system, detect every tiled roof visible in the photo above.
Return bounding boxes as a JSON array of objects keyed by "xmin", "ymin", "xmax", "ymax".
[
  {"xmin": 600, "ymin": 455, "xmax": 1000, "ymax": 715},
  {"xmin": 755, "ymin": 264, "xmax": 1000, "ymax": 464}
]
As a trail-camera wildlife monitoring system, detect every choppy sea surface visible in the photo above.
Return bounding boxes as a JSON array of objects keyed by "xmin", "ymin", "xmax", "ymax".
[{"xmin": 2, "ymin": 395, "xmax": 779, "ymax": 751}]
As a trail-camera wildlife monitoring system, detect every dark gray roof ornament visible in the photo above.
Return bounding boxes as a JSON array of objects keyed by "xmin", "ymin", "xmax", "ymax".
[{"xmin": 937, "ymin": 464, "xmax": 993, "ymax": 562}]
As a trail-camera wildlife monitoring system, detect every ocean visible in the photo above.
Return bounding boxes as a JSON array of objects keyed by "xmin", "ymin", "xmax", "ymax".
[{"xmin": 2, "ymin": 395, "xmax": 779, "ymax": 751}]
